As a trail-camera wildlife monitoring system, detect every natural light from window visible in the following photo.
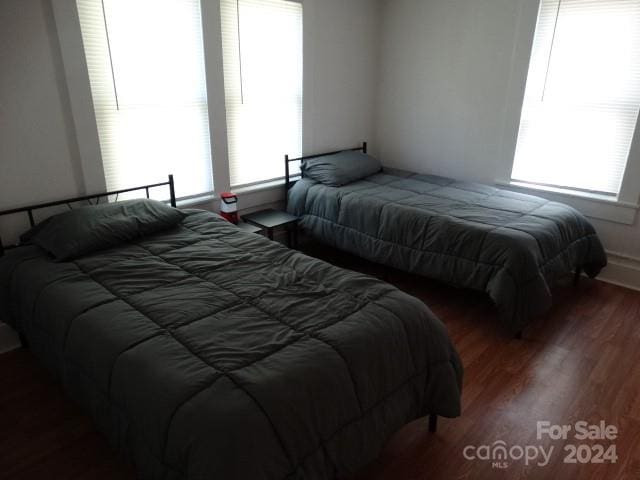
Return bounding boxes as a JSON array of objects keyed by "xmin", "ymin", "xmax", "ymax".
[
  {"xmin": 220, "ymin": 0, "xmax": 303, "ymax": 188},
  {"xmin": 77, "ymin": 0, "xmax": 213, "ymax": 200},
  {"xmin": 512, "ymin": 0, "xmax": 640, "ymax": 195}
]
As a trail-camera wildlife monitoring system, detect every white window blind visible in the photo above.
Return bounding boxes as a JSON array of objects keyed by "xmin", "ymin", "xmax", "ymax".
[
  {"xmin": 76, "ymin": 0, "xmax": 213, "ymax": 200},
  {"xmin": 220, "ymin": 0, "xmax": 303, "ymax": 188},
  {"xmin": 512, "ymin": 0, "xmax": 640, "ymax": 195}
]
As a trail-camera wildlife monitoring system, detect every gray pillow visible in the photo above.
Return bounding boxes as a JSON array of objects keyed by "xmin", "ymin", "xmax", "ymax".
[
  {"xmin": 301, "ymin": 151, "xmax": 381, "ymax": 186},
  {"xmin": 21, "ymin": 199, "xmax": 186, "ymax": 261}
]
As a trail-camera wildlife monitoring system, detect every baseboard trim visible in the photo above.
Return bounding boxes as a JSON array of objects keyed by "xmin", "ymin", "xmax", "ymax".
[
  {"xmin": 0, "ymin": 322, "xmax": 20, "ymax": 354},
  {"xmin": 597, "ymin": 251, "xmax": 640, "ymax": 292}
]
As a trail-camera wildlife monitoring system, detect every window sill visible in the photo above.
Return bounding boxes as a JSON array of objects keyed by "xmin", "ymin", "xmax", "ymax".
[
  {"xmin": 174, "ymin": 178, "xmax": 286, "ymax": 207},
  {"xmin": 172, "ymin": 180, "xmax": 287, "ymax": 212},
  {"xmin": 495, "ymin": 179, "xmax": 639, "ymax": 225},
  {"xmin": 232, "ymin": 178, "xmax": 286, "ymax": 195},
  {"xmin": 496, "ymin": 180, "xmax": 635, "ymax": 206},
  {"xmin": 176, "ymin": 193, "xmax": 217, "ymax": 208}
]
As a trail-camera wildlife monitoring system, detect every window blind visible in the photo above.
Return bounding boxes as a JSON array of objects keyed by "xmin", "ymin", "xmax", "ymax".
[
  {"xmin": 220, "ymin": 0, "xmax": 303, "ymax": 188},
  {"xmin": 512, "ymin": 0, "xmax": 640, "ymax": 195},
  {"xmin": 76, "ymin": 0, "xmax": 213, "ymax": 200}
]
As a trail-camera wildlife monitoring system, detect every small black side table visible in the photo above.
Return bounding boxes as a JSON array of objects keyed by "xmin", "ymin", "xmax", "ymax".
[
  {"xmin": 242, "ymin": 209, "xmax": 299, "ymax": 248},
  {"xmin": 236, "ymin": 221, "xmax": 263, "ymax": 234}
]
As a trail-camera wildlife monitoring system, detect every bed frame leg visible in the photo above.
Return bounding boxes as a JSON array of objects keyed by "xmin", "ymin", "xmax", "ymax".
[
  {"xmin": 19, "ymin": 333, "xmax": 28, "ymax": 349},
  {"xmin": 573, "ymin": 266, "xmax": 583, "ymax": 286},
  {"xmin": 428, "ymin": 414, "xmax": 438, "ymax": 433},
  {"xmin": 514, "ymin": 330, "xmax": 523, "ymax": 340}
]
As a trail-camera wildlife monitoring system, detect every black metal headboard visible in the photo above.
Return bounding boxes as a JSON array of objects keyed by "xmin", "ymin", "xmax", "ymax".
[
  {"xmin": 284, "ymin": 142, "xmax": 368, "ymax": 194},
  {"xmin": 0, "ymin": 174, "xmax": 176, "ymax": 257}
]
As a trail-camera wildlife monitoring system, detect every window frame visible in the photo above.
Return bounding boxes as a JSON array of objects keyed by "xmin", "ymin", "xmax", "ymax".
[
  {"xmin": 498, "ymin": 0, "xmax": 640, "ymax": 224},
  {"xmin": 219, "ymin": 0, "xmax": 304, "ymax": 188},
  {"xmin": 52, "ymin": 0, "xmax": 107, "ymax": 194},
  {"xmin": 52, "ymin": 0, "xmax": 233, "ymax": 203}
]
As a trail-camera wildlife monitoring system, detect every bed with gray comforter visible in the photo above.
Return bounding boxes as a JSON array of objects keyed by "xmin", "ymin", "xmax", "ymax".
[
  {"xmin": 0, "ymin": 207, "xmax": 462, "ymax": 480},
  {"xmin": 288, "ymin": 165, "xmax": 607, "ymax": 333}
]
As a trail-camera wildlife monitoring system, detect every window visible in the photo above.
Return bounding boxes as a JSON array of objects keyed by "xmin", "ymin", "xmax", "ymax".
[
  {"xmin": 512, "ymin": 0, "xmax": 640, "ymax": 195},
  {"xmin": 220, "ymin": 0, "xmax": 303, "ymax": 187},
  {"xmin": 76, "ymin": 0, "xmax": 213, "ymax": 200}
]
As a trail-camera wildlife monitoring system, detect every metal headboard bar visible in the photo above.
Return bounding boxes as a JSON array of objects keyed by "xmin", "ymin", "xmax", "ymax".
[
  {"xmin": 284, "ymin": 142, "xmax": 368, "ymax": 198},
  {"xmin": 0, "ymin": 174, "xmax": 176, "ymax": 257}
]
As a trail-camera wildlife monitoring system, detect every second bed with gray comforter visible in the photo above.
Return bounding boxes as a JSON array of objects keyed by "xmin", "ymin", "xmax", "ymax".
[{"xmin": 288, "ymin": 168, "xmax": 607, "ymax": 333}]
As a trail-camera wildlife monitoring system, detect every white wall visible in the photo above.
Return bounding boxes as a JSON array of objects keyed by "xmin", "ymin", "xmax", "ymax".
[
  {"xmin": 376, "ymin": 0, "xmax": 640, "ymax": 289},
  {"xmin": 303, "ymin": 0, "xmax": 380, "ymax": 154},
  {"xmin": 0, "ymin": 0, "xmax": 84, "ymax": 214},
  {"xmin": 376, "ymin": 0, "xmax": 536, "ymax": 182}
]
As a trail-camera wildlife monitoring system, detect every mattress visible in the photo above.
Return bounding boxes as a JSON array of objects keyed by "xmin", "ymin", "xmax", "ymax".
[
  {"xmin": 0, "ymin": 209, "xmax": 462, "ymax": 480},
  {"xmin": 287, "ymin": 169, "xmax": 608, "ymax": 333}
]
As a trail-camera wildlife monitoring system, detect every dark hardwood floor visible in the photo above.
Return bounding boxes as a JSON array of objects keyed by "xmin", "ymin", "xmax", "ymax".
[{"xmin": 1, "ymin": 242, "xmax": 639, "ymax": 479}]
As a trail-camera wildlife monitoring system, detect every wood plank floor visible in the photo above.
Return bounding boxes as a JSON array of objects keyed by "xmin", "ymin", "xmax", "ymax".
[{"xmin": 1, "ymin": 243, "xmax": 639, "ymax": 479}]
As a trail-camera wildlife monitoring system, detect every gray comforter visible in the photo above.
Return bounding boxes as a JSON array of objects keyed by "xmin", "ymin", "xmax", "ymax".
[
  {"xmin": 288, "ymin": 170, "xmax": 607, "ymax": 333},
  {"xmin": 0, "ymin": 210, "xmax": 462, "ymax": 480}
]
